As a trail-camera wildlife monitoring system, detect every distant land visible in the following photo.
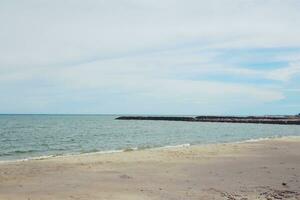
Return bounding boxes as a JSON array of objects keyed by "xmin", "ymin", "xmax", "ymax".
[{"xmin": 116, "ymin": 115, "xmax": 300, "ymax": 125}]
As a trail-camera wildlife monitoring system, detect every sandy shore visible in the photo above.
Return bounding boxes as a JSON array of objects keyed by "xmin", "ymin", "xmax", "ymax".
[{"xmin": 0, "ymin": 137, "xmax": 300, "ymax": 200}]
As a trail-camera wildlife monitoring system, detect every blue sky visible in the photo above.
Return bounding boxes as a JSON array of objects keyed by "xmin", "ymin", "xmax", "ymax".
[{"xmin": 0, "ymin": 0, "xmax": 300, "ymax": 115}]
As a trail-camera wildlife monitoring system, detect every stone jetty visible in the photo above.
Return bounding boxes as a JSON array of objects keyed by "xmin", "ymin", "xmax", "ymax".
[{"xmin": 116, "ymin": 115, "xmax": 300, "ymax": 125}]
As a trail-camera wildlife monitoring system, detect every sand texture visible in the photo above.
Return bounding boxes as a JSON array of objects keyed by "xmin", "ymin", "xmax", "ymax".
[{"xmin": 0, "ymin": 137, "xmax": 300, "ymax": 200}]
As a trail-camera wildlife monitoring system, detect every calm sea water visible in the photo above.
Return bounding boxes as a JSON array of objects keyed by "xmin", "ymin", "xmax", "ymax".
[{"xmin": 1, "ymin": 114, "xmax": 300, "ymax": 161}]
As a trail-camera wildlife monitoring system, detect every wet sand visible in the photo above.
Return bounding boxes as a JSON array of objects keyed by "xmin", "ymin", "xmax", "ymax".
[{"xmin": 0, "ymin": 137, "xmax": 300, "ymax": 200}]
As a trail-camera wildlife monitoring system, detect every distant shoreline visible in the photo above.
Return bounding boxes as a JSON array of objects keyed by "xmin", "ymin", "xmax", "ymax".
[{"xmin": 116, "ymin": 115, "xmax": 300, "ymax": 125}]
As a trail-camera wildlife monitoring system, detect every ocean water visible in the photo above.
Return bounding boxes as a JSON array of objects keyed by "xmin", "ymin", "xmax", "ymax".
[{"xmin": 1, "ymin": 114, "xmax": 300, "ymax": 161}]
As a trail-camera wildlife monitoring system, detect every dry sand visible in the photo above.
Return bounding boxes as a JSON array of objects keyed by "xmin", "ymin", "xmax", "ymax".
[{"xmin": 0, "ymin": 137, "xmax": 300, "ymax": 200}]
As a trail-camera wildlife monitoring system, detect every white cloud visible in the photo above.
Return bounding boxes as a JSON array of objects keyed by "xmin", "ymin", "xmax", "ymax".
[
  {"xmin": 1, "ymin": 0, "xmax": 300, "ymax": 68},
  {"xmin": 1, "ymin": 0, "xmax": 299, "ymax": 113},
  {"xmin": 266, "ymin": 62, "xmax": 300, "ymax": 81}
]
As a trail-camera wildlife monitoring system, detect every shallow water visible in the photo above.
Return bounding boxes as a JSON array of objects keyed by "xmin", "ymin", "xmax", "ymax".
[{"xmin": 0, "ymin": 114, "xmax": 300, "ymax": 161}]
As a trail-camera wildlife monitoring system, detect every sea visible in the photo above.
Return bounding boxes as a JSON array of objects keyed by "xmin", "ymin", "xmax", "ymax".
[{"xmin": 1, "ymin": 114, "xmax": 300, "ymax": 161}]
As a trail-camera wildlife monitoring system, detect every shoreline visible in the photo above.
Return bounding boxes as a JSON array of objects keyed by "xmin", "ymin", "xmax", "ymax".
[
  {"xmin": 1, "ymin": 136, "xmax": 300, "ymax": 199},
  {"xmin": 1, "ymin": 135, "xmax": 299, "ymax": 164}
]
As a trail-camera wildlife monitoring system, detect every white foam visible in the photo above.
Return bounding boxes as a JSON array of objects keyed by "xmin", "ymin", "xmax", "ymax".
[
  {"xmin": 0, "ymin": 154, "xmax": 56, "ymax": 164},
  {"xmin": 154, "ymin": 143, "xmax": 191, "ymax": 150},
  {"xmin": 233, "ymin": 135, "xmax": 300, "ymax": 144}
]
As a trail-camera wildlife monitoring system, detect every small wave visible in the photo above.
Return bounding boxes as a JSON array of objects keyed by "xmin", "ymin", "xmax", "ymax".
[
  {"xmin": 233, "ymin": 135, "xmax": 300, "ymax": 144},
  {"xmin": 13, "ymin": 149, "xmax": 37, "ymax": 154},
  {"xmin": 80, "ymin": 149, "xmax": 100, "ymax": 154},
  {"xmin": 123, "ymin": 147, "xmax": 138, "ymax": 152},
  {"xmin": 0, "ymin": 149, "xmax": 37, "ymax": 157},
  {"xmin": 0, "ymin": 152, "xmax": 12, "ymax": 157},
  {"xmin": 241, "ymin": 137, "xmax": 275, "ymax": 143},
  {"xmin": 81, "ymin": 149, "xmax": 124, "ymax": 156},
  {"xmin": 0, "ymin": 154, "xmax": 57, "ymax": 164},
  {"xmin": 22, "ymin": 155, "xmax": 56, "ymax": 161}
]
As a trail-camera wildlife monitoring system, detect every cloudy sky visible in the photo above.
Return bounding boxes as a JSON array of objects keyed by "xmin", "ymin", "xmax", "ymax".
[{"xmin": 1, "ymin": 0, "xmax": 300, "ymax": 115}]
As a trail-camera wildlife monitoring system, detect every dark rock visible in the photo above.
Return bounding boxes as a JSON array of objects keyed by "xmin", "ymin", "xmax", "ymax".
[
  {"xmin": 282, "ymin": 182, "xmax": 287, "ymax": 186},
  {"xmin": 116, "ymin": 115, "xmax": 300, "ymax": 125}
]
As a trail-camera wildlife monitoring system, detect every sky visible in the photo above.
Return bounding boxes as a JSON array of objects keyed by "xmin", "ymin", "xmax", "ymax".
[{"xmin": 0, "ymin": 0, "xmax": 300, "ymax": 115}]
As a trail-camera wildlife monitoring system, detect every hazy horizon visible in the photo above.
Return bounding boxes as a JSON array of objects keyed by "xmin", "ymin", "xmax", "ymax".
[{"xmin": 0, "ymin": 113, "xmax": 299, "ymax": 117}]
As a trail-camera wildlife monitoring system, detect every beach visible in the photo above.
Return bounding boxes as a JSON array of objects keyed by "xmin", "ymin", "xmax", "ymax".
[{"xmin": 0, "ymin": 137, "xmax": 300, "ymax": 200}]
